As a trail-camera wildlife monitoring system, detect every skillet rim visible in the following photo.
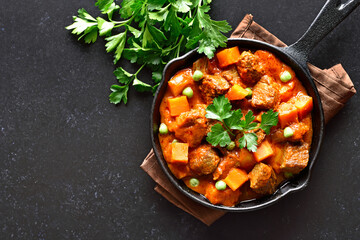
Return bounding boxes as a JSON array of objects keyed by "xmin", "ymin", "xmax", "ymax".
[{"xmin": 150, "ymin": 38, "xmax": 325, "ymax": 212}]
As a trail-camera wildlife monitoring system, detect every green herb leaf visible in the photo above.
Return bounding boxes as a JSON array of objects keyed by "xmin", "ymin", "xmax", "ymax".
[
  {"xmin": 95, "ymin": 0, "xmax": 119, "ymax": 19},
  {"xmin": 148, "ymin": 0, "xmax": 167, "ymax": 11},
  {"xmin": 66, "ymin": 9, "xmax": 98, "ymax": 42},
  {"xmin": 113, "ymin": 67, "xmax": 133, "ymax": 84},
  {"xmin": 127, "ymin": 26, "xmax": 142, "ymax": 38},
  {"xmin": 241, "ymin": 110, "xmax": 258, "ymax": 131},
  {"xmin": 195, "ymin": 5, "xmax": 231, "ymax": 58},
  {"xmin": 148, "ymin": 4, "xmax": 169, "ymax": 21},
  {"xmin": 206, "ymin": 123, "xmax": 232, "ymax": 147},
  {"xmin": 224, "ymin": 109, "xmax": 243, "ymax": 130},
  {"xmin": 105, "ymin": 32, "xmax": 127, "ymax": 63},
  {"xmin": 259, "ymin": 109, "xmax": 279, "ymax": 134},
  {"xmin": 119, "ymin": 0, "xmax": 137, "ymax": 19},
  {"xmin": 133, "ymin": 78, "xmax": 153, "ymax": 92},
  {"xmin": 239, "ymin": 133, "xmax": 258, "ymax": 152},
  {"xmin": 109, "ymin": 85, "xmax": 129, "ymax": 104},
  {"xmin": 205, "ymin": 95, "xmax": 233, "ymax": 121},
  {"xmin": 97, "ymin": 17, "xmax": 115, "ymax": 36},
  {"xmin": 164, "ymin": 7, "xmax": 182, "ymax": 42},
  {"xmin": 169, "ymin": 0, "xmax": 192, "ymax": 13},
  {"xmin": 83, "ymin": 26, "xmax": 98, "ymax": 43},
  {"xmin": 152, "ymin": 71, "xmax": 162, "ymax": 83}
]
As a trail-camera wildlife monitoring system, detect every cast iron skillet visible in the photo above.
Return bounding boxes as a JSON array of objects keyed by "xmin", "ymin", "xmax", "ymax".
[{"xmin": 151, "ymin": 0, "xmax": 360, "ymax": 212}]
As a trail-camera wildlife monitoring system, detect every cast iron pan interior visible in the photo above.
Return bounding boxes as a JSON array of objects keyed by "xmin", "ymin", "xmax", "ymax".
[{"xmin": 151, "ymin": 39, "xmax": 324, "ymax": 212}]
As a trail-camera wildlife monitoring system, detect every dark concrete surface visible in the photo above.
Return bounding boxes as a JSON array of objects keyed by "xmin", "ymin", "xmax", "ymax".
[{"xmin": 1, "ymin": 0, "xmax": 359, "ymax": 239}]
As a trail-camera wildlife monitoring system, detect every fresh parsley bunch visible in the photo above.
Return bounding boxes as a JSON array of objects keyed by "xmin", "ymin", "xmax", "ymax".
[
  {"xmin": 66, "ymin": 0, "xmax": 232, "ymax": 104},
  {"xmin": 205, "ymin": 96, "xmax": 279, "ymax": 152}
]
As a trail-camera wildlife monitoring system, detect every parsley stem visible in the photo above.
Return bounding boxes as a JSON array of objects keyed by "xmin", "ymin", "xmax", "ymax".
[
  {"xmin": 134, "ymin": 64, "xmax": 145, "ymax": 76},
  {"xmin": 222, "ymin": 122, "xmax": 235, "ymax": 137},
  {"xmin": 176, "ymin": 36, "xmax": 184, "ymax": 58}
]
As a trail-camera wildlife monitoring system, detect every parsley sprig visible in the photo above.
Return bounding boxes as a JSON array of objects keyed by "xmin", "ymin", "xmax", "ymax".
[
  {"xmin": 66, "ymin": 0, "xmax": 231, "ymax": 105},
  {"xmin": 205, "ymin": 96, "xmax": 279, "ymax": 152}
]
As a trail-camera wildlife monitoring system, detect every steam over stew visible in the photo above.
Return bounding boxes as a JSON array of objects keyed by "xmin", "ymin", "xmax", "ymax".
[{"xmin": 158, "ymin": 47, "xmax": 313, "ymax": 207}]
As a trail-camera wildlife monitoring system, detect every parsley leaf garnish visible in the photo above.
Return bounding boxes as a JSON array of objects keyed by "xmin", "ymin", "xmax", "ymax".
[
  {"xmin": 206, "ymin": 124, "xmax": 232, "ymax": 148},
  {"xmin": 259, "ymin": 110, "xmax": 279, "ymax": 134},
  {"xmin": 239, "ymin": 133, "xmax": 258, "ymax": 152},
  {"xmin": 66, "ymin": 0, "xmax": 232, "ymax": 105},
  {"xmin": 205, "ymin": 96, "xmax": 279, "ymax": 152}
]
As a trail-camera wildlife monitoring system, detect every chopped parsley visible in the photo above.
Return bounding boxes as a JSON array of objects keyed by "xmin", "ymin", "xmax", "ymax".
[
  {"xmin": 205, "ymin": 96, "xmax": 279, "ymax": 152},
  {"xmin": 66, "ymin": 0, "xmax": 231, "ymax": 104}
]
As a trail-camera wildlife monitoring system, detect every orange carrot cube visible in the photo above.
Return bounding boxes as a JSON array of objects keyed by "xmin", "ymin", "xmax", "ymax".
[
  {"xmin": 224, "ymin": 168, "xmax": 249, "ymax": 191},
  {"xmin": 168, "ymin": 69, "xmax": 194, "ymax": 96},
  {"xmin": 267, "ymin": 145, "xmax": 284, "ymax": 174},
  {"xmin": 253, "ymin": 140, "xmax": 274, "ymax": 162},
  {"xmin": 294, "ymin": 95, "xmax": 313, "ymax": 119},
  {"xmin": 216, "ymin": 47, "xmax": 241, "ymax": 68},
  {"xmin": 168, "ymin": 96, "xmax": 190, "ymax": 116},
  {"xmin": 225, "ymin": 84, "xmax": 249, "ymax": 101},
  {"xmin": 277, "ymin": 102, "xmax": 298, "ymax": 128},
  {"xmin": 238, "ymin": 148, "xmax": 257, "ymax": 172},
  {"xmin": 170, "ymin": 142, "xmax": 189, "ymax": 164}
]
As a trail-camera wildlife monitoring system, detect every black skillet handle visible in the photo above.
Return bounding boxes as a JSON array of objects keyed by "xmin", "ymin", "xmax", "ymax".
[{"xmin": 283, "ymin": 0, "xmax": 360, "ymax": 68}]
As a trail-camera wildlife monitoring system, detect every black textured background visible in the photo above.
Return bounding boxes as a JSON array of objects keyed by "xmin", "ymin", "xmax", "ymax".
[{"xmin": 1, "ymin": 0, "xmax": 360, "ymax": 239}]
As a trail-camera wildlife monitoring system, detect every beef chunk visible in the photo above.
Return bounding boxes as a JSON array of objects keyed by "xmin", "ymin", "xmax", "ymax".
[
  {"xmin": 221, "ymin": 66, "xmax": 242, "ymax": 86},
  {"xmin": 251, "ymin": 75, "xmax": 280, "ymax": 109},
  {"xmin": 212, "ymin": 150, "xmax": 241, "ymax": 180},
  {"xmin": 199, "ymin": 75, "xmax": 230, "ymax": 103},
  {"xmin": 270, "ymin": 122, "xmax": 310, "ymax": 143},
  {"xmin": 248, "ymin": 163, "xmax": 277, "ymax": 195},
  {"xmin": 189, "ymin": 145, "xmax": 220, "ymax": 175},
  {"xmin": 173, "ymin": 104, "xmax": 207, "ymax": 147},
  {"xmin": 236, "ymin": 51, "xmax": 264, "ymax": 85},
  {"xmin": 280, "ymin": 142, "xmax": 309, "ymax": 174},
  {"xmin": 192, "ymin": 57, "xmax": 208, "ymax": 74}
]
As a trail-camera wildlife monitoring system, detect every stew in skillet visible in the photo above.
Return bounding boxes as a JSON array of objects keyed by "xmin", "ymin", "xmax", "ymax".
[{"xmin": 158, "ymin": 46, "xmax": 313, "ymax": 207}]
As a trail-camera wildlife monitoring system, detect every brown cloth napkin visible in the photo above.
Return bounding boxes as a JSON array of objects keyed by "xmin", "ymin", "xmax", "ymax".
[{"xmin": 140, "ymin": 14, "xmax": 356, "ymax": 226}]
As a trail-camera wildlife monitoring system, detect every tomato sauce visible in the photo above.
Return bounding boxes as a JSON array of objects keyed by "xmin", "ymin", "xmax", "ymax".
[{"xmin": 158, "ymin": 48, "xmax": 313, "ymax": 207}]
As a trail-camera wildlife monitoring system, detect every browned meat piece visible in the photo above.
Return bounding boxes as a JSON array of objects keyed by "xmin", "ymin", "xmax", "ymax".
[
  {"xmin": 189, "ymin": 145, "xmax": 220, "ymax": 175},
  {"xmin": 248, "ymin": 163, "xmax": 277, "ymax": 195},
  {"xmin": 236, "ymin": 51, "xmax": 264, "ymax": 85},
  {"xmin": 270, "ymin": 122, "xmax": 310, "ymax": 143},
  {"xmin": 192, "ymin": 57, "xmax": 208, "ymax": 74},
  {"xmin": 251, "ymin": 75, "xmax": 280, "ymax": 109},
  {"xmin": 212, "ymin": 150, "xmax": 242, "ymax": 180},
  {"xmin": 280, "ymin": 142, "xmax": 310, "ymax": 174},
  {"xmin": 221, "ymin": 66, "xmax": 242, "ymax": 86},
  {"xmin": 173, "ymin": 104, "xmax": 207, "ymax": 147},
  {"xmin": 199, "ymin": 75, "xmax": 230, "ymax": 103}
]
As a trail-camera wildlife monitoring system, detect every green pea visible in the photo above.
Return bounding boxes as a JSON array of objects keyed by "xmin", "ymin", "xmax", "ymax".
[
  {"xmin": 159, "ymin": 123, "xmax": 168, "ymax": 134},
  {"xmin": 283, "ymin": 127, "xmax": 294, "ymax": 138},
  {"xmin": 245, "ymin": 87, "xmax": 252, "ymax": 97},
  {"xmin": 192, "ymin": 70, "xmax": 204, "ymax": 81},
  {"xmin": 189, "ymin": 178, "xmax": 200, "ymax": 187},
  {"xmin": 284, "ymin": 172, "xmax": 293, "ymax": 178},
  {"xmin": 172, "ymin": 139, "xmax": 179, "ymax": 143},
  {"xmin": 182, "ymin": 87, "xmax": 194, "ymax": 98},
  {"xmin": 280, "ymin": 70, "xmax": 292, "ymax": 82},
  {"xmin": 226, "ymin": 141, "xmax": 235, "ymax": 151},
  {"xmin": 215, "ymin": 180, "xmax": 227, "ymax": 191}
]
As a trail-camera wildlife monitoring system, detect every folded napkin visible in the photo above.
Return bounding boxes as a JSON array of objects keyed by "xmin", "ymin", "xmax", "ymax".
[{"xmin": 141, "ymin": 14, "xmax": 356, "ymax": 226}]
